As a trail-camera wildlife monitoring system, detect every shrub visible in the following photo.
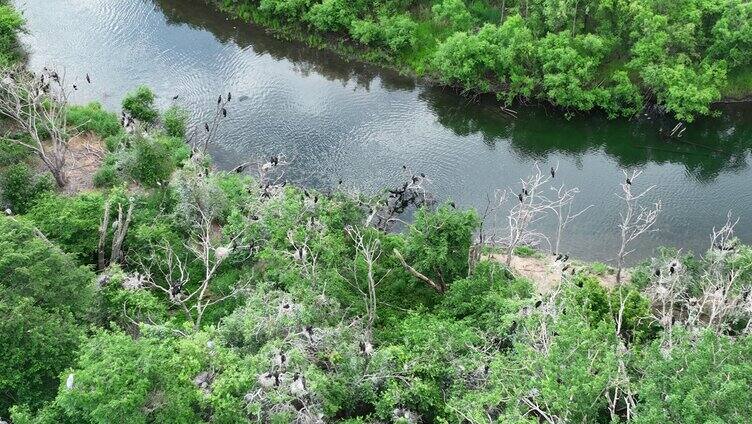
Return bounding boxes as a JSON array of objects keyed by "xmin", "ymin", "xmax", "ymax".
[
  {"xmin": 0, "ymin": 3, "xmax": 23, "ymax": 66},
  {"xmin": 0, "ymin": 163, "xmax": 53, "ymax": 214},
  {"xmin": 259, "ymin": 0, "xmax": 311, "ymax": 21},
  {"xmin": 432, "ymin": 0, "xmax": 474, "ymax": 31},
  {"xmin": 122, "ymin": 85, "xmax": 159, "ymax": 123},
  {"xmin": 0, "ymin": 136, "xmax": 32, "ymax": 166},
  {"xmin": 162, "ymin": 105, "xmax": 188, "ymax": 138},
  {"xmin": 0, "ymin": 216, "xmax": 94, "ymax": 415},
  {"xmin": 26, "ymin": 192, "xmax": 104, "ymax": 264},
  {"xmin": 92, "ymin": 155, "xmax": 120, "ymax": 188},
  {"xmin": 66, "ymin": 102, "xmax": 122, "ymax": 138},
  {"xmin": 304, "ymin": 0, "xmax": 355, "ymax": 32},
  {"xmin": 402, "ymin": 205, "xmax": 479, "ymax": 292},
  {"xmin": 130, "ymin": 137, "xmax": 173, "ymax": 187},
  {"xmin": 350, "ymin": 13, "xmax": 419, "ymax": 52},
  {"xmin": 128, "ymin": 136, "xmax": 187, "ymax": 187},
  {"xmin": 104, "ymin": 132, "xmax": 129, "ymax": 152}
]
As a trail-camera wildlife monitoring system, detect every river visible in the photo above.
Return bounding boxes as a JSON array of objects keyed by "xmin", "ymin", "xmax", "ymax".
[{"xmin": 13, "ymin": 0, "xmax": 752, "ymax": 263}]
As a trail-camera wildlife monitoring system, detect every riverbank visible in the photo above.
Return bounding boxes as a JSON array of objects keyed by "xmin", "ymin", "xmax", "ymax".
[{"xmin": 205, "ymin": 0, "xmax": 752, "ymax": 122}]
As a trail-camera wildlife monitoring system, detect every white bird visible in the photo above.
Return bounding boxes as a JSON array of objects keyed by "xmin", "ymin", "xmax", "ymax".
[
  {"xmin": 257, "ymin": 372, "xmax": 277, "ymax": 389},
  {"xmin": 273, "ymin": 352, "xmax": 287, "ymax": 369},
  {"xmin": 66, "ymin": 373, "xmax": 75, "ymax": 390},
  {"xmin": 359, "ymin": 340, "xmax": 374, "ymax": 356},
  {"xmin": 290, "ymin": 373, "xmax": 307, "ymax": 397},
  {"xmin": 4, "ymin": 208, "xmax": 11, "ymax": 215},
  {"xmin": 215, "ymin": 245, "xmax": 232, "ymax": 260}
]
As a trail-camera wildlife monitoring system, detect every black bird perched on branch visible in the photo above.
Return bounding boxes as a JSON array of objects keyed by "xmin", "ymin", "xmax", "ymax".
[
  {"xmin": 449, "ymin": 201, "xmax": 456, "ymax": 208},
  {"xmin": 222, "ymin": 108, "xmax": 227, "ymax": 117},
  {"xmin": 669, "ymin": 264, "xmax": 675, "ymax": 275},
  {"xmin": 555, "ymin": 253, "xmax": 563, "ymax": 261},
  {"xmin": 204, "ymin": 123, "xmax": 210, "ymax": 132},
  {"xmin": 562, "ymin": 254, "xmax": 569, "ymax": 262},
  {"xmin": 550, "ymin": 167, "xmax": 555, "ymax": 178},
  {"xmin": 227, "ymin": 92, "xmax": 232, "ymax": 101},
  {"xmin": 217, "ymin": 95, "xmax": 222, "ymax": 104},
  {"xmin": 172, "ymin": 94, "xmax": 179, "ymax": 100},
  {"xmin": 72, "ymin": 84, "xmax": 78, "ymax": 90},
  {"xmin": 523, "ymin": 188, "xmax": 529, "ymax": 196},
  {"xmin": 654, "ymin": 268, "xmax": 661, "ymax": 277},
  {"xmin": 562, "ymin": 264, "xmax": 570, "ymax": 272},
  {"xmin": 518, "ymin": 193, "xmax": 524, "ymax": 202},
  {"xmin": 86, "ymin": 73, "xmax": 91, "ymax": 83},
  {"xmin": 270, "ymin": 155, "xmax": 278, "ymax": 166},
  {"xmin": 534, "ymin": 300, "xmax": 542, "ymax": 308},
  {"xmin": 626, "ymin": 178, "xmax": 632, "ymax": 185}
]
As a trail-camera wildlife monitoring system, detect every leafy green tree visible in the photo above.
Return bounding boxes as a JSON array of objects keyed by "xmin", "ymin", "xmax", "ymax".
[
  {"xmin": 537, "ymin": 31, "xmax": 611, "ymax": 112},
  {"xmin": 162, "ymin": 105, "xmax": 189, "ymax": 138},
  {"xmin": 0, "ymin": 163, "xmax": 53, "ymax": 214},
  {"xmin": 25, "ymin": 193, "xmax": 105, "ymax": 264},
  {"xmin": 0, "ymin": 216, "xmax": 94, "ymax": 415},
  {"xmin": 0, "ymin": 1, "xmax": 23, "ymax": 66},
  {"xmin": 432, "ymin": 0, "xmax": 474, "ymax": 31},
  {"xmin": 709, "ymin": 1, "xmax": 752, "ymax": 67},
  {"xmin": 122, "ymin": 86, "xmax": 159, "ymax": 123},
  {"xmin": 400, "ymin": 205, "xmax": 479, "ymax": 292},
  {"xmin": 635, "ymin": 329, "xmax": 752, "ymax": 423},
  {"xmin": 36, "ymin": 330, "xmax": 205, "ymax": 424}
]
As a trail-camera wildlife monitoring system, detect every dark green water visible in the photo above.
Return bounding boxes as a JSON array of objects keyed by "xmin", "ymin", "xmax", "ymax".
[{"xmin": 14, "ymin": 0, "xmax": 752, "ymax": 262}]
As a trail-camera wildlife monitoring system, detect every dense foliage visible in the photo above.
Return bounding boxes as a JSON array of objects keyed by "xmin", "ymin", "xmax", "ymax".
[
  {"xmin": 0, "ymin": 7, "xmax": 751, "ymax": 421},
  {"xmin": 0, "ymin": 0, "xmax": 23, "ymax": 67},
  {"xmin": 212, "ymin": 0, "xmax": 752, "ymax": 121},
  {"xmin": 2, "ymin": 94, "xmax": 751, "ymax": 421}
]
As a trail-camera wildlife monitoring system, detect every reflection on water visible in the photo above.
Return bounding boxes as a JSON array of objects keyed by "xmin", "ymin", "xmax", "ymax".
[{"xmin": 13, "ymin": 0, "xmax": 752, "ymax": 263}]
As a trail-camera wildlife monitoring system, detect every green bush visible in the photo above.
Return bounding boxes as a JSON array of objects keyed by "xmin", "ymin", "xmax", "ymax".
[
  {"xmin": 349, "ymin": 13, "xmax": 418, "ymax": 52},
  {"xmin": 104, "ymin": 132, "xmax": 129, "ymax": 152},
  {"xmin": 402, "ymin": 205, "xmax": 479, "ymax": 292},
  {"xmin": 0, "ymin": 3, "xmax": 23, "ymax": 66},
  {"xmin": 0, "ymin": 137, "xmax": 32, "ymax": 166},
  {"xmin": 122, "ymin": 85, "xmax": 159, "ymax": 123},
  {"xmin": 66, "ymin": 102, "xmax": 123, "ymax": 138},
  {"xmin": 92, "ymin": 155, "xmax": 120, "ymax": 188},
  {"xmin": 26, "ymin": 192, "xmax": 104, "ymax": 264},
  {"xmin": 432, "ymin": 0, "xmax": 474, "ymax": 31},
  {"xmin": 127, "ymin": 136, "xmax": 187, "ymax": 187},
  {"xmin": 0, "ymin": 163, "xmax": 53, "ymax": 214},
  {"xmin": 162, "ymin": 105, "xmax": 188, "ymax": 138},
  {"xmin": 304, "ymin": 0, "xmax": 355, "ymax": 32},
  {"xmin": 0, "ymin": 216, "xmax": 94, "ymax": 415}
]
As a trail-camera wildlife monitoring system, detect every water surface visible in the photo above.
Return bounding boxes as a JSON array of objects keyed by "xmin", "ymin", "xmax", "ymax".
[{"xmin": 14, "ymin": 0, "xmax": 752, "ymax": 263}]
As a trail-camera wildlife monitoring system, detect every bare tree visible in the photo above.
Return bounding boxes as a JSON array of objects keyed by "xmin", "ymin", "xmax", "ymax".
[
  {"xmin": 139, "ymin": 199, "xmax": 249, "ymax": 330},
  {"xmin": 614, "ymin": 170, "xmax": 661, "ymax": 284},
  {"xmin": 345, "ymin": 225, "xmax": 390, "ymax": 333},
  {"xmin": 0, "ymin": 66, "xmax": 76, "ymax": 187},
  {"xmin": 494, "ymin": 163, "xmax": 585, "ymax": 266},
  {"xmin": 97, "ymin": 198, "xmax": 135, "ymax": 271},
  {"xmin": 549, "ymin": 184, "xmax": 592, "ymax": 255},
  {"xmin": 358, "ymin": 167, "xmax": 435, "ymax": 231},
  {"xmin": 684, "ymin": 212, "xmax": 752, "ymax": 335},
  {"xmin": 197, "ymin": 93, "xmax": 231, "ymax": 154}
]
